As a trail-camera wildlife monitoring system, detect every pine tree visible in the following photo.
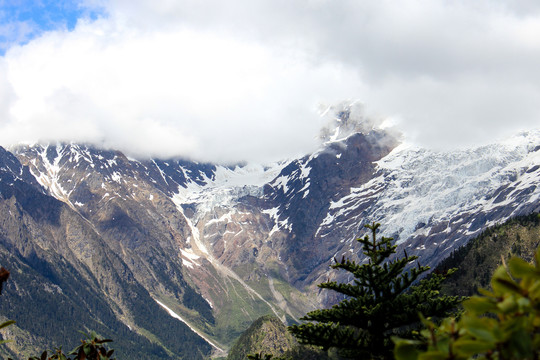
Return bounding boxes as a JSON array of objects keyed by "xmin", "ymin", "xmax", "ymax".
[{"xmin": 289, "ymin": 222, "xmax": 463, "ymax": 359}]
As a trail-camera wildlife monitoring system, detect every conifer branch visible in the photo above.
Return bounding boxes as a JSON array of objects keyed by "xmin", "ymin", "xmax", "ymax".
[{"xmin": 289, "ymin": 222, "xmax": 463, "ymax": 359}]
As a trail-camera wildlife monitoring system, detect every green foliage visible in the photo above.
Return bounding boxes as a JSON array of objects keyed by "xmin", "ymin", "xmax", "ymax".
[
  {"xmin": 68, "ymin": 331, "xmax": 115, "ymax": 360},
  {"xmin": 289, "ymin": 223, "xmax": 463, "ymax": 359},
  {"xmin": 394, "ymin": 242, "xmax": 540, "ymax": 360},
  {"xmin": 232, "ymin": 315, "xmax": 330, "ymax": 360},
  {"xmin": 246, "ymin": 345, "xmax": 330, "ymax": 360},
  {"xmin": 274, "ymin": 345, "xmax": 329, "ymax": 360}
]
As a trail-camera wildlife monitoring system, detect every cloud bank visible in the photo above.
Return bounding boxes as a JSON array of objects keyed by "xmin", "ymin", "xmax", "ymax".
[{"xmin": 0, "ymin": 0, "xmax": 539, "ymax": 163}]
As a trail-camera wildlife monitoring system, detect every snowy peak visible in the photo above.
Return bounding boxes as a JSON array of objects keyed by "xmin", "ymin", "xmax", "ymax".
[
  {"xmin": 13, "ymin": 142, "xmax": 218, "ymax": 202},
  {"xmin": 9, "ymin": 127, "xmax": 539, "ymax": 282},
  {"xmin": 173, "ymin": 162, "xmax": 287, "ymax": 220},
  {"xmin": 314, "ymin": 129, "xmax": 540, "ymax": 269},
  {"xmin": 263, "ymin": 128, "xmax": 400, "ymax": 234}
]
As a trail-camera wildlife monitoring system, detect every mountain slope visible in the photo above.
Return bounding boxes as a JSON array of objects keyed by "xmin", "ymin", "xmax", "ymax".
[
  {"xmin": 0, "ymin": 147, "xmax": 212, "ymax": 359},
  {"xmin": 10, "ymin": 143, "xmax": 311, "ymax": 349},
  {"xmin": 226, "ymin": 314, "xmax": 328, "ymax": 360},
  {"xmin": 1, "ymin": 104, "xmax": 538, "ymax": 356},
  {"xmin": 437, "ymin": 212, "xmax": 540, "ymax": 297}
]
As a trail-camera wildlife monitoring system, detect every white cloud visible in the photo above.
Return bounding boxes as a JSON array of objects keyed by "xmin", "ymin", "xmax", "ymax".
[
  {"xmin": 0, "ymin": 0, "xmax": 539, "ymax": 162},
  {"xmin": 1, "ymin": 18, "xmax": 360, "ymax": 162}
]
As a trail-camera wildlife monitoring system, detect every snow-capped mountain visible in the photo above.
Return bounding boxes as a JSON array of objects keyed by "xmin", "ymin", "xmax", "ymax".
[
  {"xmin": 314, "ymin": 130, "xmax": 540, "ymax": 270},
  {"xmin": 0, "ymin": 104, "xmax": 538, "ymax": 358}
]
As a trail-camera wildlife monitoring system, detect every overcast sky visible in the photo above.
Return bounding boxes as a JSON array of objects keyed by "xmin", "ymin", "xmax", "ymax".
[{"xmin": 0, "ymin": 0, "xmax": 539, "ymax": 163}]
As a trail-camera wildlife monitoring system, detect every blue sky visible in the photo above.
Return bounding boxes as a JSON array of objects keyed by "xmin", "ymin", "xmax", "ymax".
[
  {"xmin": 0, "ymin": 1, "xmax": 539, "ymax": 163},
  {"xmin": 0, "ymin": 0, "xmax": 102, "ymax": 54}
]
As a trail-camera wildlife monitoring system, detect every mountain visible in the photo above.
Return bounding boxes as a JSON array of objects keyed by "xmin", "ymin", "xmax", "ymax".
[
  {"xmin": 0, "ymin": 147, "xmax": 212, "ymax": 358},
  {"xmin": 0, "ymin": 142, "xmax": 313, "ymax": 357},
  {"xmin": 0, "ymin": 103, "xmax": 538, "ymax": 357}
]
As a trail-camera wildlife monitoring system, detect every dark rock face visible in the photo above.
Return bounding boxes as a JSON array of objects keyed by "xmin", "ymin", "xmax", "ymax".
[{"xmin": 262, "ymin": 130, "xmax": 400, "ymax": 284}]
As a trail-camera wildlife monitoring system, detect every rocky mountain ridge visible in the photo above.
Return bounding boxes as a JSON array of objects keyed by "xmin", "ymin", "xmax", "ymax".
[{"xmin": 0, "ymin": 105, "xmax": 539, "ymax": 357}]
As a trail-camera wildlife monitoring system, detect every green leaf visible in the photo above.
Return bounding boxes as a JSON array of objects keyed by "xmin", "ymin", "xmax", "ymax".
[
  {"xmin": 516, "ymin": 296, "xmax": 531, "ymax": 310},
  {"xmin": 393, "ymin": 340, "xmax": 421, "ymax": 360},
  {"xmin": 418, "ymin": 351, "xmax": 448, "ymax": 360},
  {"xmin": 453, "ymin": 339, "xmax": 493, "ymax": 355},
  {"xmin": 509, "ymin": 257, "xmax": 539, "ymax": 279},
  {"xmin": 528, "ymin": 280, "xmax": 540, "ymax": 299},
  {"xmin": 461, "ymin": 317, "xmax": 497, "ymax": 344},
  {"xmin": 494, "ymin": 278, "xmax": 522, "ymax": 295},
  {"xmin": 508, "ymin": 327, "xmax": 533, "ymax": 357},
  {"xmin": 83, "ymin": 344, "xmax": 91, "ymax": 355},
  {"xmin": 491, "ymin": 266, "xmax": 518, "ymax": 294},
  {"xmin": 534, "ymin": 246, "xmax": 540, "ymax": 269},
  {"xmin": 477, "ymin": 287, "xmax": 495, "ymax": 297},
  {"xmin": 497, "ymin": 295, "xmax": 518, "ymax": 313},
  {"xmin": 463, "ymin": 296, "xmax": 497, "ymax": 314}
]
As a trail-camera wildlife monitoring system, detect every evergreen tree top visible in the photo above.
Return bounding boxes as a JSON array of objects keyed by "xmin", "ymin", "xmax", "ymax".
[{"xmin": 289, "ymin": 222, "xmax": 463, "ymax": 360}]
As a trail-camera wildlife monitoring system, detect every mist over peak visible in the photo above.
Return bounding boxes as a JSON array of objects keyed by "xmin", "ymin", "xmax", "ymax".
[{"xmin": 318, "ymin": 101, "xmax": 403, "ymax": 145}]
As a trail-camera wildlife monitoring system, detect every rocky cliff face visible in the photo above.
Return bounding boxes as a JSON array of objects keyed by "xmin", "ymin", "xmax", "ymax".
[
  {"xmin": 0, "ymin": 147, "xmax": 212, "ymax": 359},
  {"xmin": 0, "ymin": 105, "xmax": 538, "ymax": 357},
  {"xmin": 260, "ymin": 129, "xmax": 399, "ymax": 286}
]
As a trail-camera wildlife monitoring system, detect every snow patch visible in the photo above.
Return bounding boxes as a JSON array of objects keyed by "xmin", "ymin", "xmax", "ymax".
[
  {"xmin": 110, "ymin": 172, "xmax": 122, "ymax": 183},
  {"xmin": 154, "ymin": 299, "xmax": 223, "ymax": 352},
  {"xmin": 263, "ymin": 207, "xmax": 292, "ymax": 237},
  {"xmin": 272, "ymin": 175, "xmax": 290, "ymax": 194}
]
